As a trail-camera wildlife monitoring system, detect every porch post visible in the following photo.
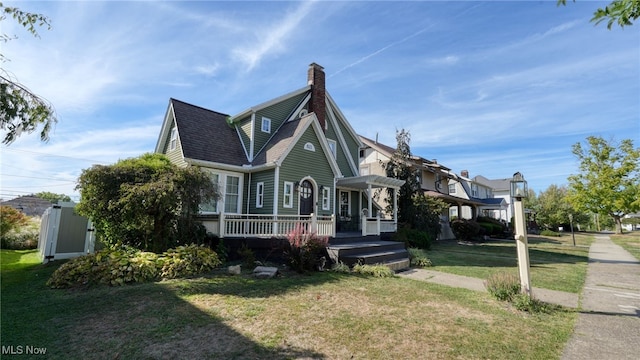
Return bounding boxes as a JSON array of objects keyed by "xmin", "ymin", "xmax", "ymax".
[
  {"xmin": 219, "ymin": 212, "xmax": 226, "ymax": 238},
  {"xmin": 311, "ymin": 213, "xmax": 317, "ymax": 233},
  {"xmin": 393, "ymin": 188, "xmax": 398, "ymax": 227},
  {"xmin": 367, "ymin": 183, "xmax": 373, "ymax": 219}
]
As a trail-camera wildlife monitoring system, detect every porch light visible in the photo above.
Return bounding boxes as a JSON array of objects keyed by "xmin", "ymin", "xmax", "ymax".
[{"xmin": 510, "ymin": 172, "xmax": 528, "ymax": 199}]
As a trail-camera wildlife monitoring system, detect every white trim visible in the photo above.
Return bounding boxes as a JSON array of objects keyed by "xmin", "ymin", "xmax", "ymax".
[
  {"xmin": 283, "ymin": 181, "xmax": 294, "ymax": 208},
  {"xmin": 256, "ymin": 182, "xmax": 264, "ymax": 208},
  {"xmin": 322, "ymin": 186, "xmax": 331, "ymax": 211},
  {"xmin": 261, "ymin": 117, "xmax": 272, "ymax": 133},
  {"xmin": 327, "ymin": 139, "xmax": 337, "ymax": 159},
  {"xmin": 169, "ymin": 126, "xmax": 178, "ymax": 151},
  {"xmin": 273, "ymin": 166, "xmax": 280, "ymax": 215},
  {"xmin": 326, "ymin": 102, "xmax": 359, "ymax": 175},
  {"xmin": 229, "ymin": 86, "xmax": 311, "ymax": 122},
  {"xmin": 304, "ymin": 142, "xmax": 316, "ymax": 152}
]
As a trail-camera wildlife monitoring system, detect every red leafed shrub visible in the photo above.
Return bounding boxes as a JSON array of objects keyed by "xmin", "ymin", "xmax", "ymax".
[{"xmin": 285, "ymin": 224, "xmax": 328, "ymax": 273}]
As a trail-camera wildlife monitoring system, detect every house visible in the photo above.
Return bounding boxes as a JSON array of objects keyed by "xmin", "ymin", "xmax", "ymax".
[
  {"xmin": 472, "ymin": 175, "xmax": 512, "ymax": 222},
  {"xmin": 447, "ymin": 171, "xmax": 509, "ymax": 222},
  {"xmin": 154, "ymin": 63, "xmax": 405, "ymax": 247},
  {"xmin": 359, "ymin": 136, "xmax": 489, "ymax": 240}
]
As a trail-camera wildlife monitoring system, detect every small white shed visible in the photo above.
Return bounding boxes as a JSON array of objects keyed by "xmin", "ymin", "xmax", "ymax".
[{"xmin": 38, "ymin": 202, "xmax": 95, "ymax": 264}]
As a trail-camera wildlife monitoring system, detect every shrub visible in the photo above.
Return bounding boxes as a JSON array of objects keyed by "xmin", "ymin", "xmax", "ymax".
[
  {"xmin": 284, "ymin": 225, "xmax": 329, "ymax": 273},
  {"xmin": 540, "ymin": 229, "xmax": 561, "ymax": 237},
  {"xmin": 393, "ymin": 226, "xmax": 433, "ymax": 249},
  {"xmin": 450, "ymin": 219, "xmax": 482, "ymax": 241},
  {"xmin": 237, "ymin": 243, "xmax": 256, "ymax": 269},
  {"xmin": 159, "ymin": 244, "xmax": 222, "ymax": 279},
  {"xmin": 511, "ymin": 293, "xmax": 553, "ymax": 313},
  {"xmin": 330, "ymin": 261, "xmax": 351, "ymax": 273},
  {"xmin": 1, "ymin": 208, "xmax": 39, "ymax": 250},
  {"xmin": 484, "ymin": 272, "xmax": 521, "ymax": 301},
  {"xmin": 351, "ymin": 263, "xmax": 395, "ymax": 278},
  {"xmin": 47, "ymin": 244, "xmax": 220, "ymax": 288},
  {"xmin": 407, "ymin": 247, "xmax": 433, "ymax": 267}
]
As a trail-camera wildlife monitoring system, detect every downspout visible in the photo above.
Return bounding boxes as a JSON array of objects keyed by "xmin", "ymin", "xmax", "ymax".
[
  {"xmin": 273, "ymin": 165, "xmax": 280, "ymax": 235},
  {"xmin": 246, "ymin": 172, "xmax": 252, "ymax": 214}
]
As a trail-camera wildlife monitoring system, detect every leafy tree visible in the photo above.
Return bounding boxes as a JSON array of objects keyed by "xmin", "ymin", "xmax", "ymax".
[
  {"xmin": 1, "ymin": 3, "xmax": 57, "ymax": 144},
  {"xmin": 558, "ymin": 0, "xmax": 640, "ymax": 29},
  {"xmin": 0, "ymin": 205, "xmax": 29, "ymax": 236},
  {"xmin": 33, "ymin": 191, "xmax": 71, "ymax": 203},
  {"xmin": 381, "ymin": 129, "xmax": 420, "ymax": 225},
  {"xmin": 567, "ymin": 136, "xmax": 640, "ymax": 234},
  {"xmin": 381, "ymin": 129, "xmax": 448, "ymax": 242},
  {"xmin": 76, "ymin": 153, "xmax": 219, "ymax": 253}
]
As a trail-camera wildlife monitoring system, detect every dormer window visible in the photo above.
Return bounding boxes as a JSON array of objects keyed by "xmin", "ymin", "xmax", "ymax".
[{"xmin": 261, "ymin": 117, "xmax": 271, "ymax": 133}]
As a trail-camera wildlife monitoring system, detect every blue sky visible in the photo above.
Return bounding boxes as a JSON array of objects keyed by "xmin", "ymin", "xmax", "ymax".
[{"xmin": 1, "ymin": 0, "xmax": 638, "ymax": 201}]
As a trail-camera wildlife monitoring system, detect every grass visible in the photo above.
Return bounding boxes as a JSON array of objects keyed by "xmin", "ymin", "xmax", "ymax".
[
  {"xmin": 1, "ymin": 249, "xmax": 577, "ymax": 359},
  {"xmin": 609, "ymin": 231, "xmax": 640, "ymax": 260},
  {"xmin": 425, "ymin": 233, "xmax": 595, "ymax": 293}
]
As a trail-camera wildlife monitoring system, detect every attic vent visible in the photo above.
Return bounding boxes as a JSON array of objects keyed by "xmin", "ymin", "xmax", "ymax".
[
  {"xmin": 299, "ymin": 109, "xmax": 308, "ymax": 118},
  {"xmin": 304, "ymin": 142, "xmax": 315, "ymax": 152}
]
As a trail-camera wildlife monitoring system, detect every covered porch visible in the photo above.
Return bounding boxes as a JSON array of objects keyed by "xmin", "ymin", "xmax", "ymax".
[{"xmin": 336, "ymin": 175, "xmax": 405, "ymax": 236}]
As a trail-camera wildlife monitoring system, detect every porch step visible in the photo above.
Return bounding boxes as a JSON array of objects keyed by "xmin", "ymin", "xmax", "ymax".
[{"xmin": 326, "ymin": 240, "xmax": 410, "ymax": 271}]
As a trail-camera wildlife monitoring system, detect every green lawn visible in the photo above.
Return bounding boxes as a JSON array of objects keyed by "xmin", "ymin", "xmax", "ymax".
[
  {"xmin": 610, "ymin": 231, "xmax": 640, "ymax": 260},
  {"xmin": 426, "ymin": 233, "xmax": 594, "ymax": 293},
  {"xmin": 1, "ymin": 249, "xmax": 577, "ymax": 359}
]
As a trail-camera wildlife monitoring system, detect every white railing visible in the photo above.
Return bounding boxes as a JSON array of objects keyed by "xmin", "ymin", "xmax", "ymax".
[
  {"xmin": 362, "ymin": 216, "xmax": 381, "ymax": 236},
  {"xmin": 220, "ymin": 213, "xmax": 335, "ymax": 238},
  {"xmin": 380, "ymin": 220, "xmax": 397, "ymax": 233}
]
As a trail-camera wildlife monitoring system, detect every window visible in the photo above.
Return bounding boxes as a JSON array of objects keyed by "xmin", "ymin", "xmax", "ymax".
[
  {"xmin": 283, "ymin": 181, "xmax": 294, "ymax": 208},
  {"xmin": 450, "ymin": 207, "xmax": 458, "ymax": 218},
  {"xmin": 256, "ymin": 182, "xmax": 264, "ymax": 208},
  {"xmin": 322, "ymin": 187, "xmax": 330, "ymax": 211},
  {"xmin": 224, "ymin": 175, "xmax": 240, "ymax": 213},
  {"xmin": 360, "ymin": 166, "xmax": 370, "ymax": 176},
  {"xmin": 261, "ymin": 117, "xmax": 271, "ymax": 133},
  {"xmin": 200, "ymin": 173, "xmax": 219, "ymax": 213},
  {"xmin": 471, "ymin": 184, "xmax": 478, "ymax": 197},
  {"xmin": 304, "ymin": 142, "xmax": 315, "ymax": 151},
  {"xmin": 169, "ymin": 126, "xmax": 178, "ymax": 151},
  {"xmin": 327, "ymin": 139, "xmax": 337, "ymax": 159},
  {"xmin": 448, "ymin": 183, "xmax": 456, "ymax": 194},
  {"xmin": 339, "ymin": 191, "xmax": 350, "ymax": 218}
]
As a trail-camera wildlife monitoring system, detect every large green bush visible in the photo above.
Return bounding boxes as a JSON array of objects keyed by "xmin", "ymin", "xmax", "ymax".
[
  {"xmin": 0, "ymin": 208, "xmax": 40, "ymax": 250},
  {"xmin": 47, "ymin": 244, "xmax": 220, "ymax": 288},
  {"xmin": 393, "ymin": 226, "xmax": 433, "ymax": 249},
  {"xmin": 450, "ymin": 219, "xmax": 482, "ymax": 241}
]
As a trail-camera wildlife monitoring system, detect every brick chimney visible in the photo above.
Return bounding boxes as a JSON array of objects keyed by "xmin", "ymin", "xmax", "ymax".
[
  {"xmin": 307, "ymin": 63, "xmax": 326, "ymax": 132},
  {"xmin": 461, "ymin": 170, "xmax": 469, "ymax": 178}
]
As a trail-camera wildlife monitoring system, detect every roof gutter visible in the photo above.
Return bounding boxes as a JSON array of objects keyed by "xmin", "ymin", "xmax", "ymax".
[{"xmin": 185, "ymin": 158, "xmax": 277, "ymax": 173}]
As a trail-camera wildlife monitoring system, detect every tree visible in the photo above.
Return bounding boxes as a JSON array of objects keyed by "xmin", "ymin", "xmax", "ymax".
[
  {"xmin": 558, "ymin": 0, "xmax": 640, "ymax": 29},
  {"xmin": 0, "ymin": 205, "xmax": 29, "ymax": 236},
  {"xmin": 76, "ymin": 153, "xmax": 218, "ymax": 253},
  {"xmin": 535, "ymin": 185, "xmax": 572, "ymax": 231},
  {"xmin": 1, "ymin": 3, "xmax": 57, "ymax": 145},
  {"xmin": 567, "ymin": 136, "xmax": 640, "ymax": 234},
  {"xmin": 33, "ymin": 191, "xmax": 71, "ymax": 203},
  {"xmin": 381, "ymin": 129, "xmax": 448, "ymax": 242},
  {"xmin": 381, "ymin": 129, "xmax": 420, "ymax": 225}
]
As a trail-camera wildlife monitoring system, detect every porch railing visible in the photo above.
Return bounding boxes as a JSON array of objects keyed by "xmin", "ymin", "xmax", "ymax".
[
  {"xmin": 220, "ymin": 213, "xmax": 335, "ymax": 238},
  {"xmin": 361, "ymin": 216, "xmax": 398, "ymax": 236}
]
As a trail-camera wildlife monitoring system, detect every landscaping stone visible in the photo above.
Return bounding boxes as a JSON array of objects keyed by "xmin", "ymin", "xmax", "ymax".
[
  {"xmin": 228, "ymin": 265, "xmax": 241, "ymax": 275},
  {"xmin": 253, "ymin": 266, "xmax": 278, "ymax": 278}
]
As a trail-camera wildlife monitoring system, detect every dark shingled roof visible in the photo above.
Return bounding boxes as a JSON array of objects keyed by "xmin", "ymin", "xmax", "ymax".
[
  {"xmin": 170, "ymin": 98, "xmax": 248, "ymax": 166},
  {"xmin": 252, "ymin": 116, "xmax": 312, "ymax": 166}
]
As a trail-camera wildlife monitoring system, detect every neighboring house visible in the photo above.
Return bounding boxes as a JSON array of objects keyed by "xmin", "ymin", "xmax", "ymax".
[
  {"xmin": 447, "ymin": 171, "xmax": 509, "ymax": 222},
  {"xmin": 1, "ymin": 196, "xmax": 54, "ymax": 217},
  {"xmin": 154, "ymin": 63, "xmax": 404, "ymax": 243},
  {"xmin": 472, "ymin": 175, "xmax": 512, "ymax": 222},
  {"xmin": 359, "ymin": 136, "xmax": 481, "ymax": 240}
]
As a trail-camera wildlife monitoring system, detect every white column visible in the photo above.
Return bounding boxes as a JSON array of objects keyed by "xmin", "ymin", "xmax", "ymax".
[
  {"xmin": 513, "ymin": 198, "xmax": 532, "ymax": 297},
  {"xmin": 367, "ymin": 184, "xmax": 373, "ymax": 219},
  {"xmin": 393, "ymin": 189, "xmax": 398, "ymax": 226}
]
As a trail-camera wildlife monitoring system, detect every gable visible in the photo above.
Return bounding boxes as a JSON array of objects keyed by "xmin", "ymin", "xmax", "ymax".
[{"xmin": 157, "ymin": 98, "xmax": 247, "ymax": 167}]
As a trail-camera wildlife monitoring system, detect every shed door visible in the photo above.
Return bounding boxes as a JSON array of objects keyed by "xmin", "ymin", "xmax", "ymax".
[{"xmin": 299, "ymin": 180, "xmax": 314, "ymax": 215}]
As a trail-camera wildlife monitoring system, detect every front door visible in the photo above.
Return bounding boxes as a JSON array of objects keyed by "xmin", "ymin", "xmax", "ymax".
[{"xmin": 299, "ymin": 180, "xmax": 314, "ymax": 215}]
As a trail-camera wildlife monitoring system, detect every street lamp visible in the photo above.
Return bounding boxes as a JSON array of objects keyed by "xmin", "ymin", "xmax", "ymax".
[{"xmin": 510, "ymin": 172, "xmax": 532, "ymax": 297}]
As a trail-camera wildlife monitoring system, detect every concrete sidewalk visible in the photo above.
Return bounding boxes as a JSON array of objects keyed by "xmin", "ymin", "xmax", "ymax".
[
  {"xmin": 397, "ymin": 234, "xmax": 640, "ymax": 359},
  {"xmin": 397, "ymin": 268, "xmax": 579, "ymax": 309},
  {"xmin": 561, "ymin": 234, "xmax": 640, "ymax": 360}
]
